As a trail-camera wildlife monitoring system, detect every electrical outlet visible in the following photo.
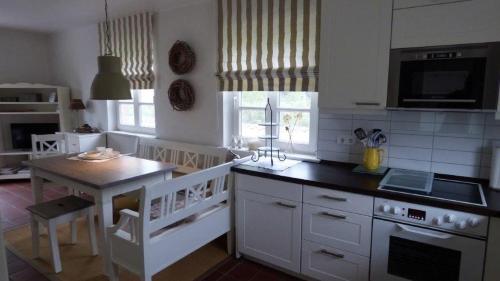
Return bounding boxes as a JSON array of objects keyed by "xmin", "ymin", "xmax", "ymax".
[{"xmin": 336, "ymin": 135, "xmax": 355, "ymax": 145}]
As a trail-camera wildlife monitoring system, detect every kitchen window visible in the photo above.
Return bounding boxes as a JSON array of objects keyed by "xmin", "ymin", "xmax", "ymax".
[
  {"xmin": 117, "ymin": 89, "xmax": 155, "ymax": 134},
  {"xmin": 233, "ymin": 91, "xmax": 318, "ymax": 154}
]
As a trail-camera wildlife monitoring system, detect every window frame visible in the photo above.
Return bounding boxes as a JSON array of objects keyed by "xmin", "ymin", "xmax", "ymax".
[
  {"xmin": 116, "ymin": 89, "xmax": 156, "ymax": 134},
  {"xmin": 233, "ymin": 91, "xmax": 318, "ymax": 155}
]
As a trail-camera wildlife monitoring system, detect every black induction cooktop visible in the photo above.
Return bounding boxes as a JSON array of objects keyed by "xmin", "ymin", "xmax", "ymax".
[{"xmin": 379, "ymin": 178, "xmax": 486, "ymax": 206}]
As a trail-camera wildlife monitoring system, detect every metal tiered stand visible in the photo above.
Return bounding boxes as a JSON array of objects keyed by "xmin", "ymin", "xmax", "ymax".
[{"xmin": 251, "ymin": 98, "xmax": 286, "ymax": 166}]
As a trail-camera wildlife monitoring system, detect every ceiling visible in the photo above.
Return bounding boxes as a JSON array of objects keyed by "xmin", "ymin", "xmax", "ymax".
[{"xmin": 0, "ymin": 0, "xmax": 194, "ymax": 33}]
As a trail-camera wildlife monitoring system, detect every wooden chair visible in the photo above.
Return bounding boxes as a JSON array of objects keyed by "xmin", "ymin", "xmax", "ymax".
[
  {"xmin": 31, "ymin": 134, "xmax": 66, "ymax": 159},
  {"xmin": 27, "ymin": 196, "xmax": 98, "ymax": 273}
]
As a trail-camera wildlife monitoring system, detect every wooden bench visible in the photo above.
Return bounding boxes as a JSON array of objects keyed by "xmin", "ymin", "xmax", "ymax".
[
  {"xmin": 112, "ymin": 138, "xmax": 229, "ymax": 219},
  {"xmin": 107, "ymin": 160, "xmax": 242, "ymax": 281}
]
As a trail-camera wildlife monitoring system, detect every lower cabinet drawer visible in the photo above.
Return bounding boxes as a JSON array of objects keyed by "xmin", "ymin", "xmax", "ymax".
[
  {"xmin": 303, "ymin": 186, "xmax": 373, "ymax": 216},
  {"xmin": 302, "ymin": 204, "xmax": 372, "ymax": 256},
  {"xmin": 301, "ymin": 240, "xmax": 369, "ymax": 281}
]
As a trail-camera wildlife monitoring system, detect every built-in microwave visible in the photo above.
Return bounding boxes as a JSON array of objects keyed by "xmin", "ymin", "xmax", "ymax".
[{"xmin": 387, "ymin": 43, "xmax": 500, "ymax": 110}]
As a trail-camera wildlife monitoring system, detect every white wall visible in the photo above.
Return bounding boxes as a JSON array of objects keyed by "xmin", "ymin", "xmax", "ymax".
[
  {"xmin": 0, "ymin": 27, "xmax": 53, "ymax": 84},
  {"xmin": 48, "ymin": 0, "xmax": 222, "ymax": 145},
  {"xmin": 49, "ymin": 24, "xmax": 112, "ymax": 130},
  {"xmin": 154, "ymin": 0, "xmax": 221, "ymax": 146}
]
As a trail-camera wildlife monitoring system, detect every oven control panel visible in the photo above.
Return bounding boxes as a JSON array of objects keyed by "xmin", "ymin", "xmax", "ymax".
[{"xmin": 374, "ymin": 198, "xmax": 488, "ymax": 237}]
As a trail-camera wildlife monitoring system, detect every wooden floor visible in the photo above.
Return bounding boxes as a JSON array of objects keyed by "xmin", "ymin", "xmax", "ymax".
[
  {"xmin": 1, "ymin": 180, "xmax": 65, "ymax": 281},
  {"xmin": 198, "ymin": 258, "xmax": 303, "ymax": 281},
  {"xmin": 1, "ymin": 180, "xmax": 301, "ymax": 281}
]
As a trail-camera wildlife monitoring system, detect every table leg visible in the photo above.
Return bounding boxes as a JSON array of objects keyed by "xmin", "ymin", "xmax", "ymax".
[
  {"xmin": 95, "ymin": 193, "xmax": 114, "ymax": 277},
  {"xmin": 30, "ymin": 170, "xmax": 44, "ymax": 234},
  {"xmin": 30, "ymin": 170, "xmax": 44, "ymax": 204}
]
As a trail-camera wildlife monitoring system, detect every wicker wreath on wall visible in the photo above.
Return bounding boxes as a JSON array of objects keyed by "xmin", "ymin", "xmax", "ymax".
[
  {"xmin": 168, "ymin": 41, "xmax": 196, "ymax": 75},
  {"xmin": 168, "ymin": 79, "xmax": 195, "ymax": 111}
]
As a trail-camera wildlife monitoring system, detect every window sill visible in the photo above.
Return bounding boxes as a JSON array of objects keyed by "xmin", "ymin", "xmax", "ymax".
[
  {"xmin": 228, "ymin": 147, "xmax": 320, "ymax": 163},
  {"xmin": 106, "ymin": 130, "xmax": 156, "ymax": 139}
]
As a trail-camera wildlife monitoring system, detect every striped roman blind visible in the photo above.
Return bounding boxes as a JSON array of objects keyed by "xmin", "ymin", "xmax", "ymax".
[
  {"xmin": 98, "ymin": 12, "xmax": 154, "ymax": 89},
  {"xmin": 217, "ymin": 0, "xmax": 321, "ymax": 92}
]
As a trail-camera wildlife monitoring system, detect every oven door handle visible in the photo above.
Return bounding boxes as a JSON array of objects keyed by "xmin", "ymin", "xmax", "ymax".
[{"xmin": 396, "ymin": 224, "xmax": 453, "ymax": 240}]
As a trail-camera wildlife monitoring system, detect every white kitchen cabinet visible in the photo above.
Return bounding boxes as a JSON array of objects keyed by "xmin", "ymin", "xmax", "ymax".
[
  {"xmin": 302, "ymin": 204, "xmax": 372, "ymax": 257},
  {"xmin": 65, "ymin": 133, "xmax": 106, "ymax": 153},
  {"xmin": 301, "ymin": 240, "xmax": 369, "ymax": 281},
  {"xmin": 236, "ymin": 174, "xmax": 302, "ymax": 202},
  {"xmin": 303, "ymin": 185, "xmax": 374, "ymax": 216},
  {"xmin": 392, "ymin": 0, "xmax": 500, "ymax": 48},
  {"xmin": 236, "ymin": 190, "xmax": 302, "ymax": 273},
  {"xmin": 318, "ymin": 0, "xmax": 393, "ymax": 110}
]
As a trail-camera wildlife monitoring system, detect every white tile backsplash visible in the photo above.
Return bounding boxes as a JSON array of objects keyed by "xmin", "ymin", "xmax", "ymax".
[
  {"xmin": 435, "ymin": 112, "xmax": 485, "ymax": 125},
  {"xmin": 318, "ymin": 118, "xmax": 352, "ymax": 130},
  {"xmin": 433, "ymin": 123, "xmax": 484, "ymax": 138},
  {"xmin": 390, "ymin": 121, "xmax": 434, "ymax": 135},
  {"xmin": 433, "ymin": 137, "xmax": 483, "ymax": 152},
  {"xmin": 389, "ymin": 146, "xmax": 433, "ymax": 161},
  {"xmin": 431, "ymin": 162, "xmax": 481, "ymax": 178},
  {"xmin": 431, "ymin": 150, "xmax": 481, "ymax": 166},
  {"xmin": 390, "ymin": 111, "xmax": 435, "ymax": 123},
  {"xmin": 388, "ymin": 158, "xmax": 432, "ymax": 172},
  {"xmin": 318, "ymin": 111, "xmax": 500, "ymax": 179},
  {"xmin": 390, "ymin": 134, "xmax": 434, "ymax": 149}
]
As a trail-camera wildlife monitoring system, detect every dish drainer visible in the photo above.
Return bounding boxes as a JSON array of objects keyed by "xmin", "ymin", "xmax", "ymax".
[{"xmin": 251, "ymin": 98, "xmax": 286, "ymax": 166}]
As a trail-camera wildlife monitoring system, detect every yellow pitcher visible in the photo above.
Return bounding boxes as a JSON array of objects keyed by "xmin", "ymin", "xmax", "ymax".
[{"xmin": 363, "ymin": 148, "xmax": 384, "ymax": 171}]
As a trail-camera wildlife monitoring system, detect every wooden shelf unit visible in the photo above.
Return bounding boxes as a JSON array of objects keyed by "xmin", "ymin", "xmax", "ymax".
[{"xmin": 0, "ymin": 83, "xmax": 71, "ymax": 180}]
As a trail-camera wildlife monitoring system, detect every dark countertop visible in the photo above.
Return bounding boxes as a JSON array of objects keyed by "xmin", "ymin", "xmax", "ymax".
[{"xmin": 232, "ymin": 161, "xmax": 500, "ymax": 217}]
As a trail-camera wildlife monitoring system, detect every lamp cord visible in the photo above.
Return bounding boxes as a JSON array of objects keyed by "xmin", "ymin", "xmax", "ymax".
[{"xmin": 104, "ymin": 0, "xmax": 112, "ymax": 55}]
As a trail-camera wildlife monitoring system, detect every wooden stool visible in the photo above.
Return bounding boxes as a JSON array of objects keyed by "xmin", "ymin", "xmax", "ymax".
[{"xmin": 27, "ymin": 195, "xmax": 98, "ymax": 273}]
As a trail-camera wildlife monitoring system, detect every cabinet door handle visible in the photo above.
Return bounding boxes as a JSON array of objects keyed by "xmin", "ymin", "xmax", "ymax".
[
  {"xmin": 321, "ymin": 212, "xmax": 346, "ymax": 220},
  {"xmin": 319, "ymin": 249, "xmax": 344, "ymax": 259},
  {"xmin": 321, "ymin": 195, "xmax": 348, "ymax": 202},
  {"xmin": 355, "ymin": 102, "xmax": 381, "ymax": 106},
  {"xmin": 275, "ymin": 202, "xmax": 297, "ymax": 209}
]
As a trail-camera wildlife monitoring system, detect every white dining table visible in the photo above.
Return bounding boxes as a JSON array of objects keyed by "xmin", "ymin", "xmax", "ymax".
[
  {"xmin": 24, "ymin": 155, "xmax": 176, "ymax": 278},
  {"xmin": 0, "ymin": 210, "xmax": 8, "ymax": 281}
]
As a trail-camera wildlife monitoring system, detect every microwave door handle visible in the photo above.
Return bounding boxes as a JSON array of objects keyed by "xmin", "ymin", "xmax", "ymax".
[{"xmin": 396, "ymin": 224, "xmax": 453, "ymax": 240}]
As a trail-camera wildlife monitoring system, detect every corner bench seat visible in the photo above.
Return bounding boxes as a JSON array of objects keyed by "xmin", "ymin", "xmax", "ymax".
[
  {"xmin": 112, "ymin": 138, "xmax": 229, "ymax": 221},
  {"xmin": 107, "ymin": 160, "xmax": 238, "ymax": 281}
]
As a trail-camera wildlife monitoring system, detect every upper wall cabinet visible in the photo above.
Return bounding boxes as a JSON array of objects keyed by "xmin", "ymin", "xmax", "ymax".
[
  {"xmin": 318, "ymin": 0, "xmax": 393, "ymax": 110},
  {"xmin": 392, "ymin": 0, "xmax": 500, "ymax": 48}
]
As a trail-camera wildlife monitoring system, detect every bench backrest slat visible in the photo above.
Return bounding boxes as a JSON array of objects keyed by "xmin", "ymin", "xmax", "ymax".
[
  {"xmin": 137, "ymin": 161, "xmax": 234, "ymax": 238},
  {"xmin": 137, "ymin": 138, "xmax": 228, "ymax": 174}
]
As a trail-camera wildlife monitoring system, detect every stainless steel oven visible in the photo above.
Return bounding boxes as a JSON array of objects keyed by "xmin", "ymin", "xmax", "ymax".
[
  {"xmin": 371, "ymin": 198, "xmax": 488, "ymax": 281},
  {"xmin": 388, "ymin": 42, "xmax": 500, "ymax": 110}
]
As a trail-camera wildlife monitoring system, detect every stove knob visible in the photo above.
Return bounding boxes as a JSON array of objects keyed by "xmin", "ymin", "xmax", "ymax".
[
  {"xmin": 391, "ymin": 206, "xmax": 402, "ymax": 215},
  {"xmin": 455, "ymin": 221, "xmax": 467, "ymax": 230},
  {"xmin": 380, "ymin": 204, "xmax": 391, "ymax": 213},
  {"xmin": 467, "ymin": 217, "xmax": 480, "ymax": 228},
  {"xmin": 444, "ymin": 214, "xmax": 456, "ymax": 223},
  {"xmin": 433, "ymin": 216, "xmax": 444, "ymax": 226}
]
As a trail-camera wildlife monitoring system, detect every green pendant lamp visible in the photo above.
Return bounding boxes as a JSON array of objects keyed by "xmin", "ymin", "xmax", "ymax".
[{"xmin": 90, "ymin": 0, "xmax": 131, "ymax": 100}]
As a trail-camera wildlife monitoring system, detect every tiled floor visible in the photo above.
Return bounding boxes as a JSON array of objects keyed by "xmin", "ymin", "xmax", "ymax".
[
  {"xmin": 1, "ymin": 180, "xmax": 66, "ymax": 281},
  {"xmin": 0, "ymin": 180, "xmax": 300, "ymax": 281},
  {"xmin": 198, "ymin": 258, "xmax": 303, "ymax": 281}
]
